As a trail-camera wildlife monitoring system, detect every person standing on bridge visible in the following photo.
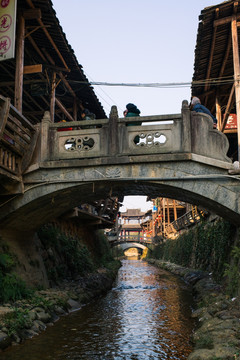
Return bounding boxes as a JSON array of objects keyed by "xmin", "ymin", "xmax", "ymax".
[
  {"xmin": 190, "ymin": 97, "xmax": 217, "ymax": 128},
  {"xmin": 124, "ymin": 103, "xmax": 142, "ymax": 144}
]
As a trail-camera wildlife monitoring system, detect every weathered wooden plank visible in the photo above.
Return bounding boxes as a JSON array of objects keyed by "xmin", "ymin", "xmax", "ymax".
[{"xmin": 23, "ymin": 64, "xmax": 42, "ymax": 74}]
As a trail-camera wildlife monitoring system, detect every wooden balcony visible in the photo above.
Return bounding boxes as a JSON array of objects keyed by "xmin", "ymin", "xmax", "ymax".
[{"xmin": 0, "ymin": 96, "xmax": 38, "ymax": 195}]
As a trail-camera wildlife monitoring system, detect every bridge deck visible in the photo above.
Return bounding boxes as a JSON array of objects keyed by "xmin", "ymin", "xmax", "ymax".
[{"xmin": 1, "ymin": 100, "xmax": 240, "ymax": 230}]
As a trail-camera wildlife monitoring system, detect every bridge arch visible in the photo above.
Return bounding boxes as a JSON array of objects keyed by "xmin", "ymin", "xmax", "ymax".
[
  {"xmin": 1, "ymin": 103, "xmax": 239, "ymax": 230},
  {"xmin": 0, "ymin": 159, "xmax": 240, "ymax": 230},
  {"xmin": 117, "ymin": 242, "xmax": 148, "ymax": 252}
]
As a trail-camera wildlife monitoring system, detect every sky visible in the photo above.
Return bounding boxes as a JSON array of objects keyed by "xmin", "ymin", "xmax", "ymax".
[{"xmin": 51, "ymin": 0, "xmax": 222, "ymax": 212}]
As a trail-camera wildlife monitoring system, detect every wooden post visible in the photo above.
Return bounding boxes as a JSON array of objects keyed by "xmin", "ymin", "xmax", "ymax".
[
  {"xmin": 173, "ymin": 200, "xmax": 177, "ymax": 221},
  {"xmin": 231, "ymin": 13, "xmax": 240, "ymax": 160},
  {"xmin": 73, "ymin": 98, "xmax": 77, "ymax": 121},
  {"xmin": 216, "ymin": 95, "xmax": 222, "ymax": 130},
  {"xmin": 14, "ymin": 15, "xmax": 25, "ymax": 112},
  {"xmin": 167, "ymin": 198, "xmax": 170, "ymax": 225},
  {"xmin": 50, "ymin": 72, "xmax": 56, "ymax": 122},
  {"xmin": 163, "ymin": 199, "xmax": 166, "ymax": 236}
]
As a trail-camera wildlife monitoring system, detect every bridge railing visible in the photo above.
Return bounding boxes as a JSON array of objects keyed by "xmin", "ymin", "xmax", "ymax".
[
  {"xmin": 38, "ymin": 102, "xmax": 191, "ymax": 162},
  {"xmin": 0, "ymin": 96, "xmax": 38, "ymax": 177},
  {"xmin": 33, "ymin": 100, "xmax": 231, "ymax": 166},
  {"xmin": 118, "ymin": 235, "xmax": 152, "ymax": 244}
]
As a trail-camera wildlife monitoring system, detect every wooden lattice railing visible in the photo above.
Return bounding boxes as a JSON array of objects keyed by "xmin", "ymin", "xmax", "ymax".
[
  {"xmin": 0, "ymin": 96, "xmax": 37, "ymax": 177},
  {"xmin": 164, "ymin": 206, "xmax": 208, "ymax": 236}
]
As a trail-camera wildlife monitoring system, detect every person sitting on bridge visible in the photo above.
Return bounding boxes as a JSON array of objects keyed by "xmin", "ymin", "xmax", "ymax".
[
  {"xmin": 191, "ymin": 97, "xmax": 217, "ymax": 128},
  {"xmin": 79, "ymin": 101, "xmax": 96, "ymax": 129},
  {"xmin": 124, "ymin": 103, "xmax": 142, "ymax": 144}
]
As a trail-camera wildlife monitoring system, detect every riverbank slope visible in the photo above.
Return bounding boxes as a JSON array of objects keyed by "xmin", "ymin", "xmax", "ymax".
[{"xmin": 148, "ymin": 259, "xmax": 240, "ymax": 360}]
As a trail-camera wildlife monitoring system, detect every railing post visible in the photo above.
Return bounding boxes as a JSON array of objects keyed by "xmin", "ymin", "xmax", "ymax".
[
  {"xmin": 181, "ymin": 100, "xmax": 191, "ymax": 152},
  {"xmin": 108, "ymin": 106, "xmax": 119, "ymax": 155},
  {"xmin": 0, "ymin": 97, "xmax": 10, "ymax": 138},
  {"xmin": 40, "ymin": 111, "xmax": 51, "ymax": 162}
]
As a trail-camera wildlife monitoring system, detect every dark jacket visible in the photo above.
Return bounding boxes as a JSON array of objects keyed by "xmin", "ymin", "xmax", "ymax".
[
  {"xmin": 126, "ymin": 104, "xmax": 142, "ymax": 126},
  {"xmin": 193, "ymin": 103, "xmax": 217, "ymax": 125}
]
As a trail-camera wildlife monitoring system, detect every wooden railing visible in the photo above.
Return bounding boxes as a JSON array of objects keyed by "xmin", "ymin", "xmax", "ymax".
[
  {"xmin": 0, "ymin": 96, "xmax": 37, "ymax": 177},
  {"xmin": 165, "ymin": 207, "xmax": 208, "ymax": 236}
]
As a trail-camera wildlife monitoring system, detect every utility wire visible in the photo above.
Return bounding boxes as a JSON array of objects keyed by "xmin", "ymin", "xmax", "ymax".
[
  {"xmin": 68, "ymin": 76, "xmax": 234, "ymax": 89},
  {"xmin": 83, "ymin": 71, "xmax": 123, "ymax": 114}
]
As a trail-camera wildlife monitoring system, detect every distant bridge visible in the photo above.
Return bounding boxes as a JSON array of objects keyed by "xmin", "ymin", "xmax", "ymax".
[
  {"xmin": 108, "ymin": 234, "xmax": 153, "ymax": 246},
  {"xmin": 108, "ymin": 235, "xmax": 153, "ymax": 252},
  {"xmin": 0, "ymin": 97, "xmax": 239, "ymax": 231}
]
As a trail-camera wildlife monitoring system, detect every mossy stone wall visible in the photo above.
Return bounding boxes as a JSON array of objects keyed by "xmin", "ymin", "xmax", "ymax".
[{"xmin": 149, "ymin": 219, "xmax": 240, "ymax": 295}]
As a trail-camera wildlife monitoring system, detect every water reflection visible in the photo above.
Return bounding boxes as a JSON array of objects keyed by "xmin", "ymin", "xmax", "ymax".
[{"xmin": 1, "ymin": 260, "xmax": 194, "ymax": 360}]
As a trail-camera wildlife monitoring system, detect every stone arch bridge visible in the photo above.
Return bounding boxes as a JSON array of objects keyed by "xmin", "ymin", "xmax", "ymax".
[
  {"xmin": 0, "ymin": 98, "xmax": 239, "ymax": 231},
  {"xmin": 110, "ymin": 234, "xmax": 153, "ymax": 251}
]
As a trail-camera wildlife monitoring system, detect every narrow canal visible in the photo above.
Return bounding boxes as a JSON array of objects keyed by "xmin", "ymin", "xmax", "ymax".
[{"xmin": 1, "ymin": 259, "xmax": 195, "ymax": 359}]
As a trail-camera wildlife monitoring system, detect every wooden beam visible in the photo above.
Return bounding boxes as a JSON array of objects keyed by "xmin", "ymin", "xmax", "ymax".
[
  {"xmin": 204, "ymin": 8, "xmax": 219, "ymax": 94},
  {"xmin": 44, "ymin": 64, "xmax": 70, "ymax": 73},
  {"xmin": 23, "ymin": 8, "xmax": 41, "ymax": 20},
  {"xmin": 55, "ymin": 98, "xmax": 74, "ymax": 122},
  {"xmin": 216, "ymin": 94, "xmax": 222, "ymax": 130},
  {"xmin": 25, "ymin": 0, "xmax": 69, "ymax": 71},
  {"xmin": 26, "ymin": 31, "xmax": 48, "ymax": 62},
  {"xmin": 214, "ymin": 14, "xmax": 240, "ymax": 27},
  {"xmin": 23, "ymin": 64, "xmax": 42, "ymax": 74},
  {"xmin": 220, "ymin": 84, "xmax": 235, "ymax": 132},
  {"xmin": 0, "ymin": 79, "xmax": 47, "ymax": 87},
  {"xmin": 14, "ymin": 15, "xmax": 25, "ymax": 112},
  {"xmin": 173, "ymin": 200, "xmax": 177, "ymax": 221},
  {"xmin": 42, "ymin": 48, "xmax": 76, "ymax": 98},
  {"xmin": 219, "ymin": 32, "xmax": 232, "ymax": 78},
  {"xmin": 73, "ymin": 98, "xmax": 77, "ymax": 121},
  {"xmin": 25, "ymin": 25, "xmax": 50, "ymax": 39},
  {"xmin": 50, "ymin": 72, "xmax": 56, "ymax": 122},
  {"xmin": 231, "ymin": 13, "xmax": 240, "ymax": 159},
  {"xmin": 167, "ymin": 199, "xmax": 170, "ymax": 225}
]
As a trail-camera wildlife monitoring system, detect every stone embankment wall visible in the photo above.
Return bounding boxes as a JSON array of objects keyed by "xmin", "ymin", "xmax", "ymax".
[
  {"xmin": 0, "ymin": 264, "xmax": 120, "ymax": 350},
  {"xmin": 0, "ymin": 222, "xmax": 121, "ymax": 350},
  {"xmin": 148, "ymin": 259, "xmax": 240, "ymax": 360},
  {"xmin": 148, "ymin": 218, "xmax": 240, "ymax": 360},
  {"xmin": 150, "ymin": 218, "xmax": 239, "ymax": 295}
]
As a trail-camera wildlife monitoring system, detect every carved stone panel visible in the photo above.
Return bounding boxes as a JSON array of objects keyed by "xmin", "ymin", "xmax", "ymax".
[{"xmin": 57, "ymin": 131, "xmax": 100, "ymax": 159}]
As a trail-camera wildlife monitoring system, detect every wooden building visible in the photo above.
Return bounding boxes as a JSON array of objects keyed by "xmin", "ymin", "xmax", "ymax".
[
  {"xmin": 0, "ymin": 0, "xmax": 122, "ymax": 229},
  {"xmin": 192, "ymin": 0, "xmax": 240, "ymax": 161},
  {"xmin": 141, "ymin": 198, "xmax": 188, "ymax": 239},
  {"xmin": 119, "ymin": 209, "xmax": 145, "ymax": 240},
  {"xmin": 0, "ymin": 0, "xmax": 106, "ymax": 125}
]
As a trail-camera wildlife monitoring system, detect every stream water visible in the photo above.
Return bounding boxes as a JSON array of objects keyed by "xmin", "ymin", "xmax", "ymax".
[{"xmin": 1, "ymin": 259, "xmax": 195, "ymax": 359}]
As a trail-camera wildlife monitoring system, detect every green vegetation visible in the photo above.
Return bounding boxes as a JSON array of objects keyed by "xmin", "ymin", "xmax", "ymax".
[
  {"xmin": 37, "ymin": 225, "xmax": 95, "ymax": 282},
  {"xmin": 224, "ymin": 246, "xmax": 240, "ymax": 297},
  {"xmin": 37, "ymin": 225, "xmax": 118, "ymax": 283},
  {"xmin": 195, "ymin": 334, "xmax": 214, "ymax": 349},
  {"xmin": 0, "ymin": 226, "xmax": 119, "ymax": 304},
  {"xmin": 149, "ymin": 219, "xmax": 235, "ymax": 283},
  {"xmin": 3, "ymin": 308, "xmax": 31, "ymax": 336},
  {"xmin": 93, "ymin": 230, "xmax": 114, "ymax": 267},
  {"xmin": 111, "ymin": 245, "xmax": 124, "ymax": 259},
  {"xmin": 0, "ymin": 244, "xmax": 32, "ymax": 303}
]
